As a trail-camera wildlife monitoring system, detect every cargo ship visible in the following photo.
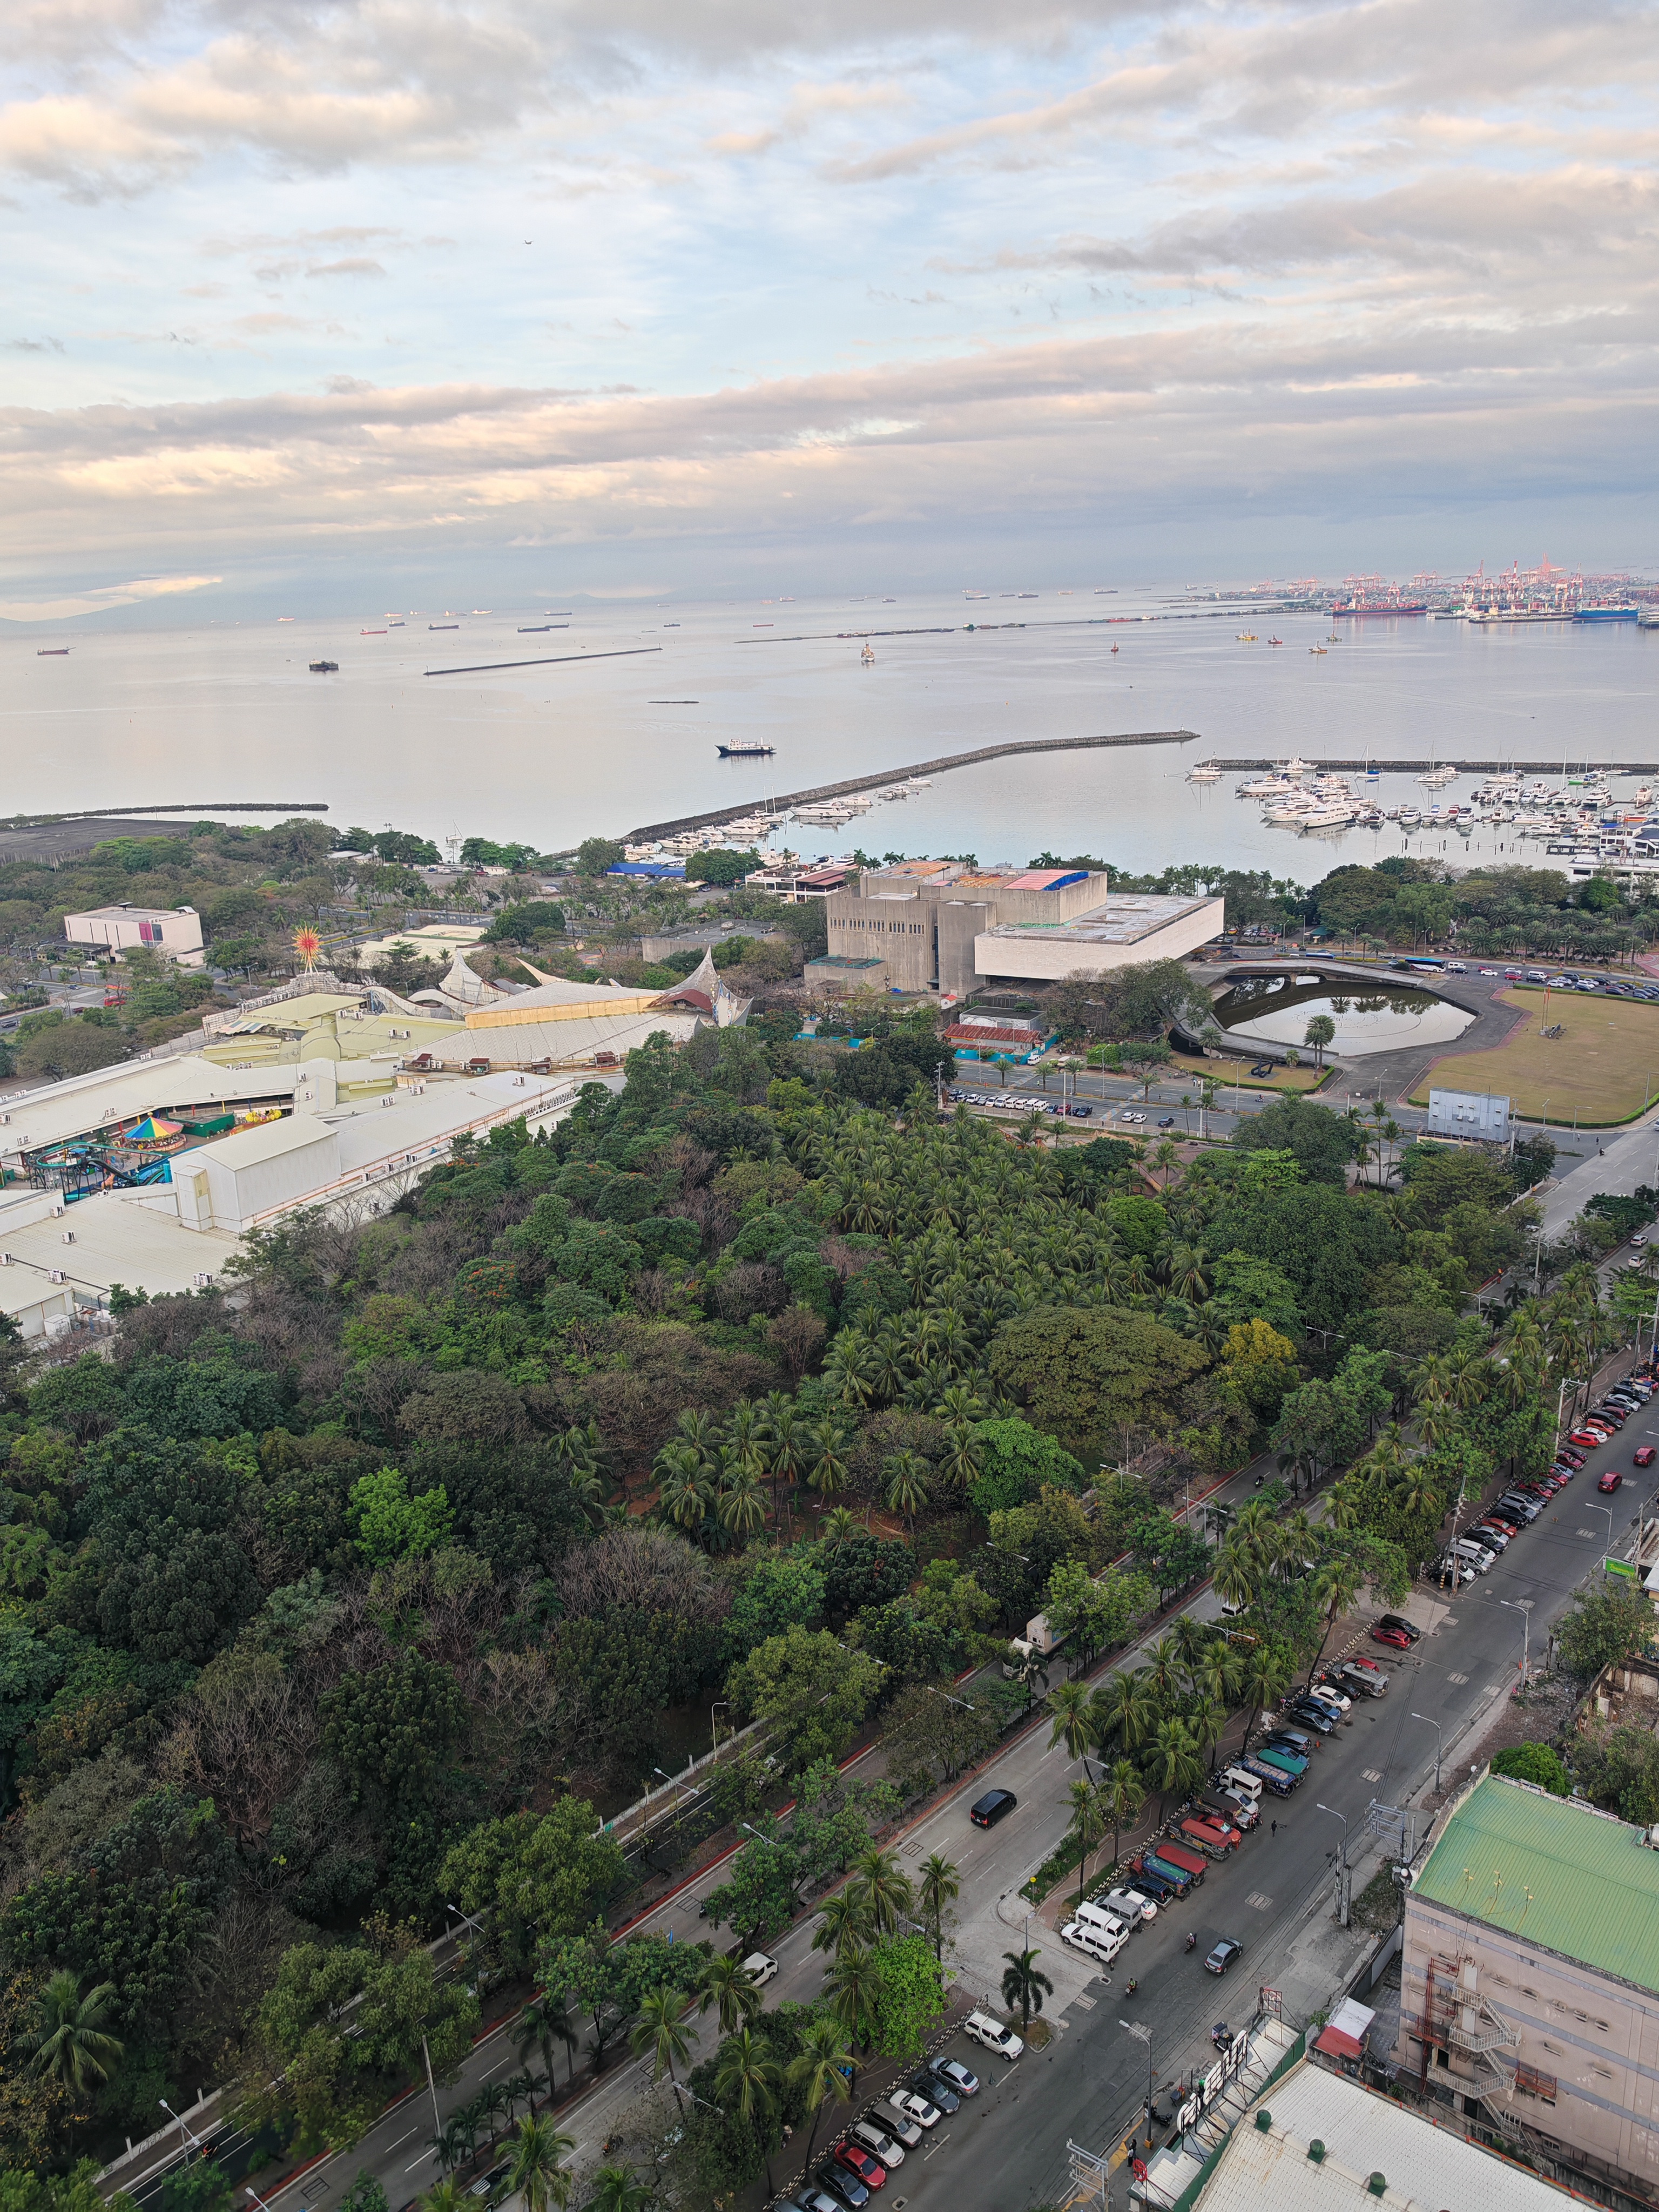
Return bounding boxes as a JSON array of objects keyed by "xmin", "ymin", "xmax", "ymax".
[
  {"xmin": 718, "ymin": 741, "xmax": 775, "ymax": 758},
  {"xmin": 1574, "ymin": 605, "xmax": 1640, "ymax": 622},
  {"xmin": 1331, "ymin": 599, "xmax": 1427, "ymax": 617}
]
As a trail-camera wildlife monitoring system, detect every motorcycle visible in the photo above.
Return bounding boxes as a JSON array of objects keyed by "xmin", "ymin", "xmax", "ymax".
[{"xmin": 1184, "ymin": 1932, "xmax": 1197, "ymax": 1954}]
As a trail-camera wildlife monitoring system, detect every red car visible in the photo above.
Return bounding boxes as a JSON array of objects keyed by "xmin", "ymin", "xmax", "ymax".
[
  {"xmin": 1371, "ymin": 1624, "xmax": 1413, "ymax": 1649},
  {"xmin": 835, "ymin": 2145, "xmax": 887, "ymax": 2190},
  {"xmin": 1346, "ymin": 1654, "xmax": 1385, "ymax": 1676},
  {"xmin": 1557, "ymin": 1448, "xmax": 1587, "ymax": 1468},
  {"xmin": 1599, "ymin": 1471, "xmax": 1624, "ymax": 1494},
  {"xmin": 1570, "ymin": 1430, "xmax": 1609, "ymax": 1448},
  {"xmin": 1637, "ymin": 1446, "xmax": 1656, "ymax": 1469}
]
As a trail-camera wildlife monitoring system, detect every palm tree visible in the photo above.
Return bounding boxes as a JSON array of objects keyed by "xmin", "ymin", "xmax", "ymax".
[
  {"xmin": 813, "ymin": 1888, "xmax": 876, "ymax": 1960},
  {"xmin": 820, "ymin": 1502, "xmax": 859, "ymax": 1545},
  {"xmin": 1144, "ymin": 1714, "xmax": 1205, "ymax": 1821},
  {"xmin": 1000, "ymin": 1947, "xmax": 1054, "ymax": 2033},
  {"xmin": 514, "ymin": 1994, "xmax": 579, "ymax": 2096},
  {"xmin": 1065, "ymin": 1777, "xmax": 1108, "ymax": 1908},
  {"xmin": 1304, "ymin": 1014, "xmax": 1335, "ymax": 1069},
  {"xmin": 1047, "ymin": 1678, "xmax": 1094, "ymax": 1770},
  {"xmin": 714, "ymin": 2027, "xmax": 785, "ymax": 2194},
  {"xmin": 430, "ymin": 2115, "xmax": 475, "ymax": 2175},
  {"xmin": 1090, "ymin": 1667, "xmax": 1157, "ymax": 1756},
  {"xmin": 629, "ymin": 1987, "xmax": 695, "ymax": 2109},
  {"xmin": 919, "ymin": 1852, "xmax": 960, "ymax": 1961},
  {"xmin": 787, "ymin": 2016, "xmax": 855, "ymax": 2185},
  {"xmin": 590, "ymin": 2166, "xmax": 653, "ymax": 2212},
  {"xmin": 808, "ymin": 1421, "xmax": 852, "ymax": 1500},
  {"xmin": 697, "ymin": 1950, "xmax": 763, "ymax": 2036},
  {"xmin": 1305, "ymin": 1556, "xmax": 1365, "ymax": 1687},
  {"xmin": 655, "ymin": 1445, "xmax": 714, "ymax": 1534},
  {"xmin": 507, "ymin": 2116, "xmax": 576, "ymax": 2212},
  {"xmin": 1237, "ymin": 1645, "xmax": 1294, "ymax": 1756},
  {"xmin": 849, "ymin": 1846, "xmax": 914, "ymax": 1937},
  {"xmin": 29, "ymin": 1972, "xmax": 123, "ymax": 2096},
  {"xmin": 422, "ymin": 2183, "xmax": 470, "ymax": 2212},
  {"xmin": 716, "ymin": 1466, "xmax": 768, "ymax": 1544},
  {"xmin": 882, "ymin": 1449, "xmax": 930, "ymax": 1534},
  {"xmin": 824, "ymin": 1940, "xmax": 885, "ymax": 2057},
  {"xmin": 1099, "ymin": 1757, "xmax": 1147, "ymax": 1868}
]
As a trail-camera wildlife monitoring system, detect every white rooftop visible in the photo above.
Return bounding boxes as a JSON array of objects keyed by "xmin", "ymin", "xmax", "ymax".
[
  {"xmin": 983, "ymin": 892, "xmax": 1217, "ymax": 945},
  {"xmin": 0, "ymin": 1055, "xmax": 301, "ymax": 1161},
  {"xmin": 1183, "ymin": 2056, "xmax": 1574, "ymax": 2212},
  {"xmin": 0, "ymin": 1186, "xmax": 241, "ymax": 1321}
]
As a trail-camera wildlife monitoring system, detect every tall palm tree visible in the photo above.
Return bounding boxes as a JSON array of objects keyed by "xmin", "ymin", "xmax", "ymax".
[
  {"xmin": 1090, "ymin": 1667, "xmax": 1157, "ymax": 1757},
  {"xmin": 824, "ymin": 1940, "xmax": 885, "ymax": 2058},
  {"xmin": 430, "ymin": 2115, "xmax": 476, "ymax": 2175},
  {"xmin": 1144, "ymin": 1715, "xmax": 1205, "ymax": 1821},
  {"xmin": 698, "ymin": 1950, "xmax": 762, "ymax": 2036},
  {"xmin": 507, "ymin": 2116, "xmax": 576, "ymax": 2212},
  {"xmin": 918, "ymin": 1852, "xmax": 960, "ymax": 1961},
  {"xmin": 629, "ymin": 1987, "xmax": 695, "ymax": 2110},
  {"xmin": 1237, "ymin": 1645, "xmax": 1294, "ymax": 1757},
  {"xmin": 714, "ymin": 2027, "xmax": 784, "ymax": 2194},
  {"xmin": 787, "ymin": 2017, "xmax": 855, "ymax": 2185},
  {"xmin": 811, "ymin": 1888, "xmax": 875, "ymax": 1961},
  {"xmin": 849, "ymin": 1846, "xmax": 914, "ymax": 1938},
  {"xmin": 1047, "ymin": 1679, "xmax": 1094, "ymax": 1769},
  {"xmin": 716, "ymin": 1467, "xmax": 768, "ymax": 1544},
  {"xmin": 1065, "ymin": 1778, "xmax": 1108, "ymax": 1908},
  {"xmin": 808, "ymin": 1420, "xmax": 852, "ymax": 1500},
  {"xmin": 514, "ymin": 1994, "xmax": 579, "ymax": 2096},
  {"xmin": 882, "ymin": 1450, "xmax": 930, "ymax": 1534},
  {"xmin": 1305, "ymin": 1556, "xmax": 1365, "ymax": 1687},
  {"xmin": 820, "ymin": 1503, "xmax": 859, "ymax": 1545},
  {"xmin": 1099, "ymin": 1757, "xmax": 1147, "ymax": 1868},
  {"xmin": 999, "ymin": 1947, "xmax": 1054, "ymax": 2034},
  {"xmin": 29, "ymin": 1972, "xmax": 123, "ymax": 2096},
  {"xmin": 422, "ymin": 2183, "xmax": 470, "ymax": 2212}
]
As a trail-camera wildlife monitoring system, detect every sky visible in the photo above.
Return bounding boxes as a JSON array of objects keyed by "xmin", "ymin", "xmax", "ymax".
[{"xmin": 1, "ymin": 0, "xmax": 1656, "ymax": 617}]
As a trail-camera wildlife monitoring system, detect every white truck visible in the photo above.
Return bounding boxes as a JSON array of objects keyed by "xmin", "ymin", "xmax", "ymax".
[{"xmin": 1001, "ymin": 1613, "xmax": 1065, "ymax": 1678}]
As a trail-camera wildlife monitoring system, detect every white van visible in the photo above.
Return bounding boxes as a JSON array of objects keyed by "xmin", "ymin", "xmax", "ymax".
[
  {"xmin": 1061, "ymin": 1918, "xmax": 1127, "ymax": 1967},
  {"xmin": 1101, "ymin": 1887, "xmax": 1151, "ymax": 1928},
  {"xmin": 1452, "ymin": 1540, "xmax": 1492, "ymax": 1574},
  {"xmin": 1220, "ymin": 1766, "xmax": 1264, "ymax": 1803},
  {"xmin": 964, "ymin": 2009, "xmax": 1024, "ymax": 2060},
  {"xmin": 1074, "ymin": 1899, "xmax": 1128, "ymax": 1943}
]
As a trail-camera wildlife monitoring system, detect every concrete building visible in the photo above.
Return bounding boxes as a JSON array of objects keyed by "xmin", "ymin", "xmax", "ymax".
[
  {"xmin": 822, "ymin": 862, "xmax": 1223, "ymax": 995},
  {"xmin": 62, "ymin": 902, "xmax": 204, "ymax": 963},
  {"xmin": 1397, "ymin": 1770, "xmax": 1659, "ymax": 2197}
]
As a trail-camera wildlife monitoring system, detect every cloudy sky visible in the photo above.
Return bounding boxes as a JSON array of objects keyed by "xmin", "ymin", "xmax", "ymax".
[{"xmin": 2, "ymin": 0, "xmax": 1655, "ymax": 613}]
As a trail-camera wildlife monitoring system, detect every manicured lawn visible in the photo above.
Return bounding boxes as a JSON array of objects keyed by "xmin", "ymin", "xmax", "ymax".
[
  {"xmin": 1166, "ymin": 1050, "xmax": 1331, "ymax": 1092},
  {"xmin": 1408, "ymin": 986, "xmax": 1659, "ymax": 1125}
]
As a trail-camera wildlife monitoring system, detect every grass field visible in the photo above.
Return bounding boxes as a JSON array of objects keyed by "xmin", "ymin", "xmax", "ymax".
[
  {"xmin": 1166, "ymin": 1050, "xmax": 1330, "ymax": 1092},
  {"xmin": 1408, "ymin": 987, "xmax": 1659, "ymax": 1126}
]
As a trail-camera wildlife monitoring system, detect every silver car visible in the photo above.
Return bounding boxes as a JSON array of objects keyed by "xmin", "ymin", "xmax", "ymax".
[{"xmin": 849, "ymin": 2121, "xmax": 904, "ymax": 2167}]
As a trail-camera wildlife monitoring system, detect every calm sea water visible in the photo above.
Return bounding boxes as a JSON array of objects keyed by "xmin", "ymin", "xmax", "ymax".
[{"xmin": 8, "ymin": 589, "xmax": 1658, "ymax": 876}]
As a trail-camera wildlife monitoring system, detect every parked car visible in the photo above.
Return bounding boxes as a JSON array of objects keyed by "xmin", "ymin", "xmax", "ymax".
[
  {"xmin": 1124, "ymin": 1866, "xmax": 1177, "ymax": 1902},
  {"xmin": 1205, "ymin": 1939, "xmax": 1244, "ymax": 1976},
  {"xmin": 1344, "ymin": 1655, "xmax": 1387, "ymax": 1677},
  {"xmin": 743, "ymin": 1952, "xmax": 779, "ymax": 1987},
  {"xmin": 815, "ymin": 2163, "xmax": 868, "ymax": 2209},
  {"xmin": 1376, "ymin": 1615, "xmax": 1421, "ymax": 1643},
  {"xmin": 1569, "ymin": 1429, "xmax": 1610, "ymax": 1448},
  {"xmin": 1103, "ymin": 1885, "xmax": 1156, "ymax": 1925},
  {"xmin": 1600, "ymin": 1470, "xmax": 1624, "ymax": 1493},
  {"xmin": 1371, "ymin": 1623, "xmax": 1413, "ymax": 1648},
  {"xmin": 871, "ymin": 2105, "xmax": 925, "ymax": 2150},
  {"xmin": 1304, "ymin": 1681, "xmax": 1351, "ymax": 1714},
  {"xmin": 885, "ymin": 2088, "xmax": 941, "ymax": 2129},
  {"xmin": 912, "ymin": 2070, "xmax": 959, "ymax": 2114},
  {"xmin": 1157, "ymin": 1116, "xmax": 1176, "ymax": 1129},
  {"xmin": 1636, "ymin": 1446, "xmax": 1656, "ymax": 1468},
  {"xmin": 849, "ymin": 2123, "xmax": 904, "ymax": 2168},
  {"xmin": 795, "ymin": 2190, "xmax": 847, "ymax": 2212},
  {"xmin": 928, "ymin": 2058, "xmax": 980, "ymax": 2098},
  {"xmin": 1285, "ymin": 1698, "xmax": 1337, "ymax": 1732},
  {"xmin": 963, "ymin": 2010, "xmax": 1024, "ymax": 2060},
  {"xmin": 834, "ymin": 2142, "xmax": 887, "ymax": 2190},
  {"xmin": 467, "ymin": 2167, "xmax": 511, "ymax": 2205},
  {"xmin": 1556, "ymin": 1447, "xmax": 1587, "ymax": 1468},
  {"xmin": 969, "ymin": 1788, "xmax": 1017, "ymax": 1829}
]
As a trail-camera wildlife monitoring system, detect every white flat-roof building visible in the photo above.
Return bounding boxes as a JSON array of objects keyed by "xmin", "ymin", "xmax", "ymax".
[
  {"xmin": 976, "ymin": 891, "xmax": 1225, "ymax": 983},
  {"xmin": 62, "ymin": 903, "xmax": 204, "ymax": 963}
]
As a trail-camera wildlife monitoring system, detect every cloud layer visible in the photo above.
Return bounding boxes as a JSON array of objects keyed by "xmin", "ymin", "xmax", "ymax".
[{"xmin": 0, "ymin": 0, "xmax": 1654, "ymax": 595}]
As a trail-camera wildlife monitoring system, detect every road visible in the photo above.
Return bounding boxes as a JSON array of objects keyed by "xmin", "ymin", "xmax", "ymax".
[{"xmin": 239, "ymin": 1368, "xmax": 1658, "ymax": 2212}]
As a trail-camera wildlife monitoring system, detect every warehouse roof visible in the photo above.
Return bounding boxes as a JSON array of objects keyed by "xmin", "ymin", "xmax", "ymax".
[
  {"xmin": 0, "ymin": 1055, "xmax": 300, "ymax": 1161},
  {"xmin": 0, "ymin": 1186, "xmax": 241, "ymax": 1314},
  {"xmin": 1414, "ymin": 1772, "xmax": 1659, "ymax": 1991}
]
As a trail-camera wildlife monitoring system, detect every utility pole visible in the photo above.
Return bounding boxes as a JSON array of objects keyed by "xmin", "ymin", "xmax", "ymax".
[
  {"xmin": 1501, "ymin": 1599, "xmax": 1533, "ymax": 1698},
  {"xmin": 1412, "ymin": 1711, "xmax": 1444, "ymax": 1796},
  {"xmin": 1317, "ymin": 1803, "xmax": 1351, "ymax": 1927}
]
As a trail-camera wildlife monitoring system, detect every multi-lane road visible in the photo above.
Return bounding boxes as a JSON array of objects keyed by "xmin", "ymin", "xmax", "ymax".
[{"xmin": 240, "ymin": 1365, "xmax": 1656, "ymax": 2212}]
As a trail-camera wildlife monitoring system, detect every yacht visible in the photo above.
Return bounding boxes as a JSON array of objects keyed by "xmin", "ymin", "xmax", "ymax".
[
  {"xmin": 1188, "ymin": 760, "xmax": 1223, "ymax": 783},
  {"xmin": 1298, "ymin": 805, "xmax": 1358, "ymax": 830}
]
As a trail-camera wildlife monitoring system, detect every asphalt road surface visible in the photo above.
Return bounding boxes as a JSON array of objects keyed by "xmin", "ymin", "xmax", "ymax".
[{"xmin": 245, "ymin": 1362, "xmax": 1657, "ymax": 2212}]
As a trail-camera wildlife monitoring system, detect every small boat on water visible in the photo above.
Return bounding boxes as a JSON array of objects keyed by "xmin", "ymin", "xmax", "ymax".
[
  {"xmin": 361, "ymin": 628, "xmax": 385, "ymax": 635},
  {"xmin": 1236, "ymin": 632, "xmax": 1257, "ymax": 642},
  {"xmin": 860, "ymin": 643, "xmax": 874, "ymax": 664},
  {"xmin": 718, "ymin": 742, "xmax": 775, "ymax": 758},
  {"xmin": 37, "ymin": 648, "xmax": 68, "ymax": 656},
  {"xmin": 308, "ymin": 659, "xmax": 338, "ymax": 672},
  {"xmin": 1268, "ymin": 636, "xmax": 1284, "ymax": 646},
  {"xmin": 1188, "ymin": 761, "xmax": 1223, "ymax": 783},
  {"xmin": 1310, "ymin": 645, "xmax": 1326, "ymax": 655},
  {"xmin": 429, "ymin": 623, "xmax": 458, "ymax": 631}
]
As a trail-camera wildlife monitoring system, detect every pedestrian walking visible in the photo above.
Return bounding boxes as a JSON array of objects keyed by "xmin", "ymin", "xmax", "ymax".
[{"xmin": 1271, "ymin": 1819, "xmax": 1277, "ymax": 1838}]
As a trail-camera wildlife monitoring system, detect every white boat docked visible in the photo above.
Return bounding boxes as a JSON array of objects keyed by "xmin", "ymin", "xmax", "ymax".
[
  {"xmin": 1298, "ymin": 805, "xmax": 1359, "ymax": 829},
  {"xmin": 1188, "ymin": 761, "xmax": 1223, "ymax": 783}
]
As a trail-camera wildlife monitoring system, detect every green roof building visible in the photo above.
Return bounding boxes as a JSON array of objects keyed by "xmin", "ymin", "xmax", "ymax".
[{"xmin": 1398, "ymin": 1770, "xmax": 1659, "ymax": 2200}]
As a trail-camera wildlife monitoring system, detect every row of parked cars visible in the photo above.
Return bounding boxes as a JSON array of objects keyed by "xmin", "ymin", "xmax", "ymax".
[
  {"xmin": 947, "ymin": 1088, "xmax": 1096, "ymax": 1118},
  {"xmin": 784, "ymin": 2055, "xmax": 989, "ymax": 2212},
  {"xmin": 1435, "ymin": 1371, "xmax": 1655, "ymax": 1584},
  {"xmin": 1055, "ymin": 1772, "xmax": 1270, "ymax": 1968}
]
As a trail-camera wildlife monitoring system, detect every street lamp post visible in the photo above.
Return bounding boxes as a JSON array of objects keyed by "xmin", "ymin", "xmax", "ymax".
[
  {"xmin": 1120, "ymin": 2017, "xmax": 1155, "ymax": 2150},
  {"xmin": 1500, "ymin": 1599, "xmax": 1534, "ymax": 1697},
  {"xmin": 1411, "ymin": 1712, "xmax": 1444, "ymax": 1796},
  {"xmin": 159, "ymin": 2100, "xmax": 203, "ymax": 2157},
  {"xmin": 1316, "ymin": 1803, "xmax": 1351, "ymax": 1928},
  {"xmin": 1588, "ymin": 1502, "xmax": 1615, "ymax": 1570}
]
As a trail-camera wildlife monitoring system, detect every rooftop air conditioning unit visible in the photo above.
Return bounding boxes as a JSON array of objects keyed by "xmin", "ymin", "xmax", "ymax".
[
  {"xmin": 50, "ymin": 1202, "xmax": 64, "ymax": 1217},
  {"xmin": 0, "ymin": 1253, "xmax": 11, "ymax": 1266},
  {"xmin": 193, "ymin": 1272, "xmax": 212, "ymax": 1288},
  {"xmin": 61, "ymin": 1231, "xmax": 73, "ymax": 1244},
  {"xmin": 49, "ymin": 1269, "xmax": 64, "ymax": 1284}
]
